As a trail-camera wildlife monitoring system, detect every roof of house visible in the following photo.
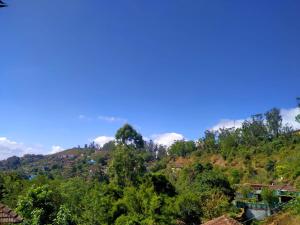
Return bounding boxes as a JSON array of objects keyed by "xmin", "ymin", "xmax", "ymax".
[
  {"xmin": 248, "ymin": 183, "xmax": 297, "ymax": 192},
  {"xmin": 0, "ymin": 204, "xmax": 23, "ymax": 224},
  {"xmin": 269, "ymin": 184, "xmax": 297, "ymax": 192},
  {"xmin": 202, "ymin": 215, "xmax": 242, "ymax": 225}
]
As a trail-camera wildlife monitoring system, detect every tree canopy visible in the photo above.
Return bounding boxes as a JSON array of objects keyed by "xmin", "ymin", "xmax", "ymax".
[{"xmin": 115, "ymin": 124, "xmax": 144, "ymax": 149}]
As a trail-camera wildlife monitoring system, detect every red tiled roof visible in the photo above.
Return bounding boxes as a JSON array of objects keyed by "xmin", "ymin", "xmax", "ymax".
[
  {"xmin": 202, "ymin": 215, "xmax": 242, "ymax": 225},
  {"xmin": 0, "ymin": 204, "xmax": 23, "ymax": 224}
]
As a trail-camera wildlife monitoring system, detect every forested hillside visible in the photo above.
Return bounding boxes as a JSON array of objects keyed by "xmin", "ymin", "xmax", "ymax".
[{"xmin": 1, "ymin": 107, "xmax": 300, "ymax": 225}]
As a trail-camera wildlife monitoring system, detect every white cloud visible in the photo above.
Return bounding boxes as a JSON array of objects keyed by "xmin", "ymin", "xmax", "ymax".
[
  {"xmin": 211, "ymin": 107, "xmax": 300, "ymax": 131},
  {"xmin": 152, "ymin": 133, "xmax": 184, "ymax": 147},
  {"xmin": 94, "ymin": 136, "xmax": 115, "ymax": 147},
  {"xmin": 211, "ymin": 119, "xmax": 245, "ymax": 131},
  {"xmin": 50, "ymin": 145, "xmax": 65, "ymax": 154},
  {"xmin": 0, "ymin": 137, "xmax": 46, "ymax": 160},
  {"xmin": 281, "ymin": 107, "xmax": 300, "ymax": 129},
  {"xmin": 98, "ymin": 115, "xmax": 127, "ymax": 123}
]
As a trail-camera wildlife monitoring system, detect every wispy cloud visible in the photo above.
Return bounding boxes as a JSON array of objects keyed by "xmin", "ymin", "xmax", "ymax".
[
  {"xmin": 78, "ymin": 114, "xmax": 127, "ymax": 123},
  {"xmin": 98, "ymin": 115, "xmax": 127, "ymax": 123},
  {"xmin": 78, "ymin": 114, "xmax": 92, "ymax": 121},
  {"xmin": 211, "ymin": 107, "xmax": 300, "ymax": 131}
]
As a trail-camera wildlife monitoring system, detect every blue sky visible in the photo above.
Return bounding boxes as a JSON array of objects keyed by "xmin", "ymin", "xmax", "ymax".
[{"xmin": 0, "ymin": 0, "xmax": 300, "ymax": 158}]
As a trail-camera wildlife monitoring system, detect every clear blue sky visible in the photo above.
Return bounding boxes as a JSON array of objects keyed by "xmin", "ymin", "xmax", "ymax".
[{"xmin": 0, "ymin": 0, "xmax": 300, "ymax": 153}]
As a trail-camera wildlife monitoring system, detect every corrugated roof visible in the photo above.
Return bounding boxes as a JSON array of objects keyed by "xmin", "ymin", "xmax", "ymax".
[
  {"xmin": 202, "ymin": 215, "xmax": 242, "ymax": 225},
  {"xmin": 0, "ymin": 204, "xmax": 23, "ymax": 224}
]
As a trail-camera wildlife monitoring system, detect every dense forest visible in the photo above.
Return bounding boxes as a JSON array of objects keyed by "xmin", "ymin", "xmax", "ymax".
[{"xmin": 1, "ymin": 106, "xmax": 300, "ymax": 225}]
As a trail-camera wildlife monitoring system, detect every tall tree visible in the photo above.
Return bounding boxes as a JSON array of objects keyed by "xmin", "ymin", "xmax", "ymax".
[
  {"xmin": 265, "ymin": 108, "xmax": 282, "ymax": 138},
  {"xmin": 115, "ymin": 124, "xmax": 144, "ymax": 148},
  {"xmin": 202, "ymin": 130, "xmax": 217, "ymax": 152},
  {"xmin": 218, "ymin": 128, "xmax": 240, "ymax": 158},
  {"xmin": 108, "ymin": 145, "xmax": 146, "ymax": 187},
  {"xmin": 241, "ymin": 114, "xmax": 268, "ymax": 145}
]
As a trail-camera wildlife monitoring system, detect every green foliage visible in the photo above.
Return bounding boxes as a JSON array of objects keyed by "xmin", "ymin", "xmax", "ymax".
[
  {"xmin": 260, "ymin": 188, "xmax": 278, "ymax": 206},
  {"xmin": 265, "ymin": 108, "xmax": 282, "ymax": 138},
  {"xmin": 145, "ymin": 173, "xmax": 176, "ymax": 197},
  {"xmin": 115, "ymin": 185, "xmax": 174, "ymax": 225},
  {"xmin": 202, "ymin": 130, "xmax": 217, "ymax": 152},
  {"xmin": 108, "ymin": 145, "xmax": 146, "ymax": 187},
  {"xmin": 289, "ymin": 197, "xmax": 300, "ymax": 215},
  {"xmin": 17, "ymin": 185, "xmax": 61, "ymax": 225},
  {"xmin": 174, "ymin": 192, "xmax": 202, "ymax": 225},
  {"xmin": 265, "ymin": 160, "xmax": 276, "ymax": 173},
  {"xmin": 169, "ymin": 140, "xmax": 196, "ymax": 157},
  {"xmin": 229, "ymin": 169, "xmax": 241, "ymax": 184},
  {"xmin": 241, "ymin": 114, "xmax": 268, "ymax": 146},
  {"xmin": 0, "ymin": 172, "xmax": 27, "ymax": 207},
  {"xmin": 218, "ymin": 128, "xmax": 240, "ymax": 158},
  {"xmin": 239, "ymin": 185, "xmax": 253, "ymax": 199},
  {"xmin": 275, "ymin": 147, "xmax": 300, "ymax": 180},
  {"xmin": 115, "ymin": 124, "xmax": 144, "ymax": 149},
  {"xmin": 53, "ymin": 205, "xmax": 74, "ymax": 225},
  {"xmin": 80, "ymin": 183, "xmax": 119, "ymax": 225},
  {"xmin": 200, "ymin": 190, "xmax": 232, "ymax": 220},
  {"xmin": 195, "ymin": 170, "xmax": 234, "ymax": 199},
  {"xmin": 1, "ymin": 113, "xmax": 300, "ymax": 224},
  {"xmin": 0, "ymin": 174, "xmax": 5, "ymax": 200}
]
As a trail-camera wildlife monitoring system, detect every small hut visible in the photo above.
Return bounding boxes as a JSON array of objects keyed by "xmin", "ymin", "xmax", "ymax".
[{"xmin": 0, "ymin": 204, "xmax": 22, "ymax": 224}]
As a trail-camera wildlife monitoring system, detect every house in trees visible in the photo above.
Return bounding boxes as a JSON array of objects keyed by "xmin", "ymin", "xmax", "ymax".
[
  {"xmin": 0, "ymin": 204, "xmax": 22, "ymax": 224},
  {"xmin": 235, "ymin": 183, "xmax": 300, "ymax": 220}
]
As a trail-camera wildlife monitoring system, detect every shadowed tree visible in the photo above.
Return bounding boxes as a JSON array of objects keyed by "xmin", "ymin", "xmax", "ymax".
[
  {"xmin": 115, "ymin": 124, "xmax": 144, "ymax": 149},
  {"xmin": 265, "ymin": 108, "xmax": 282, "ymax": 138},
  {"xmin": 0, "ymin": 174, "xmax": 5, "ymax": 201},
  {"xmin": 241, "ymin": 114, "xmax": 268, "ymax": 146},
  {"xmin": 202, "ymin": 130, "xmax": 217, "ymax": 152}
]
